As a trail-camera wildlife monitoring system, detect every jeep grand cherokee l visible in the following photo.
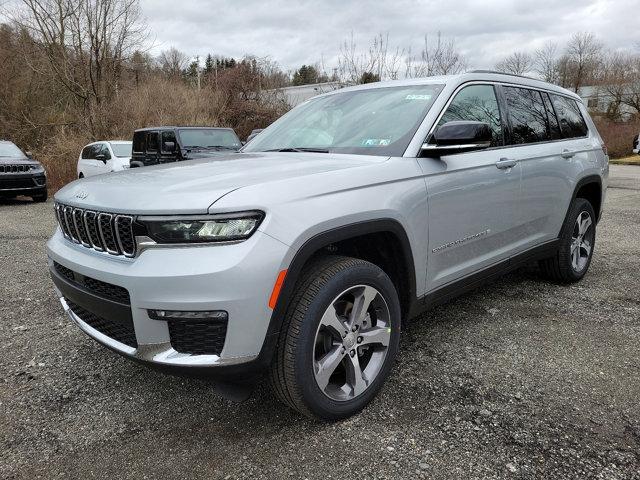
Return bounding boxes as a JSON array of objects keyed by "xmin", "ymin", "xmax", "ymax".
[
  {"xmin": 47, "ymin": 72, "xmax": 608, "ymax": 420},
  {"xmin": 0, "ymin": 140, "xmax": 47, "ymax": 201}
]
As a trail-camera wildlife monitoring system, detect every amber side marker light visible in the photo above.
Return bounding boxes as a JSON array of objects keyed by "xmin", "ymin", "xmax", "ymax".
[{"xmin": 269, "ymin": 270, "xmax": 287, "ymax": 309}]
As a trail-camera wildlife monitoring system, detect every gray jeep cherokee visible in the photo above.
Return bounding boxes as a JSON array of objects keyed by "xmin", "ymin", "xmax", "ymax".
[{"xmin": 47, "ymin": 71, "xmax": 608, "ymax": 420}]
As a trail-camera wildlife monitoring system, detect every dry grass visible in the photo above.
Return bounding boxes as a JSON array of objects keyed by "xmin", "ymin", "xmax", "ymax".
[{"xmin": 610, "ymin": 155, "xmax": 640, "ymax": 165}]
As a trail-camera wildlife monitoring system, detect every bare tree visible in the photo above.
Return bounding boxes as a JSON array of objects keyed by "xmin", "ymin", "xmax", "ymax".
[
  {"xmin": 337, "ymin": 32, "xmax": 405, "ymax": 83},
  {"xmin": 158, "ymin": 47, "xmax": 188, "ymax": 79},
  {"xmin": 495, "ymin": 51, "xmax": 533, "ymax": 76},
  {"xmin": 534, "ymin": 42, "xmax": 558, "ymax": 83},
  {"xmin": 406, "ymin": 32, "xmax": 466, "ymax": 77},
  {"xmin": 10, "ymin": 0, "xmax": 147, "ymax": 135},
  {"xmin": 566, "ymin": 31, "xmax": 602, "ymax": 92}
]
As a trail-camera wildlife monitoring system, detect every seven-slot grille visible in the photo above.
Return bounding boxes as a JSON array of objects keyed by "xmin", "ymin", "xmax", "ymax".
[
  {"xmin": 0, "ymin": 164, "xmax": 35, "ymax": 173},
  {"xmin": 55, "ymin": 203, "xmax": 136, "ymax": 257}
]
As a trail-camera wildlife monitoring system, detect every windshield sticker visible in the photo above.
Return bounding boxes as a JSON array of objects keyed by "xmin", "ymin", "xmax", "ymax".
[
  {"xmin": 405, "ymin": 94, "xmax": 432, "ymax": 100},
  {"xmin": 362, "ymin": 138, "xmax": 391, "ymax": 147}
]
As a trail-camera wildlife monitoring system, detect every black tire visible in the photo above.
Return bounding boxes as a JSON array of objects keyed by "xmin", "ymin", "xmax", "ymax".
[
  {"xmin": 31, "ymin": 190, "xmax": 48, "ymax": 203},
  {"xmin": 269, "ymin": 255, "xmax": 401, "ymax": 421},
  {"xmin": 539, "ymin": 197, "xmax": 596, "ymax": 283}
]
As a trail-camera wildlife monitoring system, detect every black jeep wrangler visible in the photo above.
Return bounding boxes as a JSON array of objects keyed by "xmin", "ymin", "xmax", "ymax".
[{"xmin": 130, "ymin": 127, "xmax": 242, "ymax": 167}]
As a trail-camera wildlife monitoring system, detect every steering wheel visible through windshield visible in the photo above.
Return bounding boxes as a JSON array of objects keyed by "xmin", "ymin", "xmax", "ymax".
[{"xmin": 243, "ymin": 84, "xmax": 444, "ymax": 156}]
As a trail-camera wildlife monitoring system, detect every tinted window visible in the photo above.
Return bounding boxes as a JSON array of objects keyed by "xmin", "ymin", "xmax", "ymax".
[
  {"xmin": 81, "ymin": 145, "xmax": 95, "ymax": 159},
  {"xmin": 132, "ymin": 132, "xmax": 145, "ymax": 153},
  {"xmin": 504, "ymin": 87, "xmax": 550, "ymax": 144},
  {"xmin": 551, "ymin": 95, "xmax": 589, "ymax": 138},
  {"xmin": 99, "ymin": 144, "xmax": 111, "ymax": 160},
  {"xmin": 542, "ymin": 92, "xmax": 562, "ymax": 140},
  {"xmin": 437, "ymin": 84, "xmax": 503, "ymax": 147},
  {"xmin": 161, "ymin": 131, "xmax": 177, "ymax": 153},
  {"xmin": 146, "ymin": 132, "xmax": 159, "ymax": 152}
]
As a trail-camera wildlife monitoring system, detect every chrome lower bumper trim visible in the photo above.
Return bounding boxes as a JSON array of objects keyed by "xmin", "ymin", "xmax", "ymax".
[{"xmin": 60, "ymin": 297, "xmax": 257, "ymax": 367}]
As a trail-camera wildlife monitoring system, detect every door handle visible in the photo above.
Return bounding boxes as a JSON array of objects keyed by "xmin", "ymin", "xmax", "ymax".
[
  {"xmin": 561, "ymin": 149, "xmax": 576, "ymax": 159},
  {"xmin": 495, "ymin": 158, "xmax": 517, "ymax": 169}
]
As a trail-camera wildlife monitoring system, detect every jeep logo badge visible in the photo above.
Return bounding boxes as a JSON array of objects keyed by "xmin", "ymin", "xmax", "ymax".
[{"xmin": 75, "ymin": 190, "xmax": 88, "ymax": 199}]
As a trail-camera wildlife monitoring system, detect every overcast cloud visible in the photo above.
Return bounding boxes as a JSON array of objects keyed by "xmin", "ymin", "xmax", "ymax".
[{"xmin": 140, "ymin": 0, "xmax": 640, "ymax": 72}]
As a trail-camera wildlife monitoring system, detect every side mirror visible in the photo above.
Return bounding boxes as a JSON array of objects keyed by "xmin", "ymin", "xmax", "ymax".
[
  {"xmin": 421, "ymin": 121, "xmax": 492, "ymax": 156},
  {"xmin": 96, "ymin": 154, "xmax": 107, "ymax": 163},
  {"xmin": 25, "ymin": 151, "xmax": 33, "ymax": 159},
  {"xmin": 163, "ymin": 141, "xmax": 176, "ymax": 152}
]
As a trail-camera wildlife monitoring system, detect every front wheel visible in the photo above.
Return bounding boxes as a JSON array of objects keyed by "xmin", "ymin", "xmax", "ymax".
[
  {"xmin": 539, "ymin": 197, "xmax": 596, "ymax": 283},
  {"xmin": 269, "ymin": 256, "xmax": 401, "ymax": 420}
]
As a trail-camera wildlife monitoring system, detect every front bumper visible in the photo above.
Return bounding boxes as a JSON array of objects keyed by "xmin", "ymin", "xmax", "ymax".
[
  {"xmin": 0, "ymin": 173, "xmax": 46, "ymax": 195},
  {"xmin": 47, "ymin": 228, "xmax": 289, "ymax": 377}
]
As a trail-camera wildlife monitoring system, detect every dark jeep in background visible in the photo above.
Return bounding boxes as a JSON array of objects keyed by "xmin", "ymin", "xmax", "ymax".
[
  {"xmin": 0, "ymin": 140, "xmax": 47, "ymax": 202},
  {"xmin": 130, "ymin": 126, "xmax": 242, "ymax": 167}
]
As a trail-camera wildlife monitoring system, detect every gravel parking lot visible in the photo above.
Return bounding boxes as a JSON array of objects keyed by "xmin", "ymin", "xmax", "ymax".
[{"xmin": 1, "ymin": 165, "xmax": 639, "ymax": 479}]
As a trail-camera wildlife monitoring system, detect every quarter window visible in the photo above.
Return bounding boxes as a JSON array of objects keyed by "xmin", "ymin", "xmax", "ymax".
[
  {"xmin": 550, "ymin": 95, "xmax": 589, "ymax": 138},
  {"xmin": 437, "ymin": 84, "xmax": 503, "ymax": 147},
  {"xmin": 504, "ymin": 87, "xmax": 550, "ymax": 144}
]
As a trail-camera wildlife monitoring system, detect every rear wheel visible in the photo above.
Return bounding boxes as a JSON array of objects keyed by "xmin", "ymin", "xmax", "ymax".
[
  {"xmin": 539, "ymin": 198, "xmax": 596, "ymax": 283},
  {"xmin": 269, "ymin": 256, "xmax": 401, "ymax": 420}
]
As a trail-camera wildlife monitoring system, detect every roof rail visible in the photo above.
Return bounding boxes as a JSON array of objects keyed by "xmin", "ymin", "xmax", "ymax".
[{"xmin": 468, "ymin": 69, "xmax": 541, "ymax": 82}]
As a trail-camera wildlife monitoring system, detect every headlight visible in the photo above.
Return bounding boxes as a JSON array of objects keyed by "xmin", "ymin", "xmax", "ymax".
[
  {"xmin": 31, "ymin": 164, "xmax": 45, "ymax": 173},
  {"xmin": 139, "ymin": 211, "xmax": 263, "ymax": 244}
]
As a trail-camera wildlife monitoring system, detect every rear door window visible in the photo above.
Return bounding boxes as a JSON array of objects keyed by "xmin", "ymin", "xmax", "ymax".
[
  {"xmin": 503, "ymin": 87, "xmax": 550, "ymax": 144},
  {"xmin": 541, "ymin": 92, "xmax": 563, "ymax": 140},
  {"xmin": 550, "ymin": 94, "xmax": 589, "ymax": 138},
  {"xmin": 437, "ymin": 84, "xmax": 504, "ymax": 147},
  {"xmin": 132, "ymin": 132, "xmax": 145, "ymax": 153},
  {"xmin": 146, "ymin": 132, "xmax": 159, "ymax": 152}
]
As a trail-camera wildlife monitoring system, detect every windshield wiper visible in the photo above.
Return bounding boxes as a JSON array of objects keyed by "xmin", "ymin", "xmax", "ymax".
[
  {"xmin": 264, "ymin": 147, "xmax": 330, "ymax": 153},
  {"xmin": 206, "ymin": 145, "xmax": 238, "ymax": 150}
]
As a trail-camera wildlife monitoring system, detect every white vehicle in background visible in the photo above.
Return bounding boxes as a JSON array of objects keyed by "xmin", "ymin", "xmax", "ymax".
[{"xmin": 77, "ymin": 141, "xmax": 132, "ymax": 178}]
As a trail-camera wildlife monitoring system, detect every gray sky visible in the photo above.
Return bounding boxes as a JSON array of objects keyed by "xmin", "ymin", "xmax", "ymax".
[{"xmin": 141, "ymin": 0, "xmax": 640, "ymax": 72}]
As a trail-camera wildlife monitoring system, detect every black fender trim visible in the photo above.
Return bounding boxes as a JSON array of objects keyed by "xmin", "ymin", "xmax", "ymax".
[
  {"xmin": 253, "ymin": 219, "xmax": 418, "ymax": 370},
  {"xmin": 571, "ymin": 174, "xmax": 603, "ymax": 222}
]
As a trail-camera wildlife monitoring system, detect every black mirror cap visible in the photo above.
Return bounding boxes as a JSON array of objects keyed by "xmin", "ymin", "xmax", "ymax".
[
  {"xmin": 96, "ymin": 154, "xmax": 106, "ymax": 162},
  {"xmin": 433, "ymin": 121, "xmax": 492, "ymax": 146},
  {"xmin": 163, "ymin": 141, "xmax": 176, "ymax": 152}
]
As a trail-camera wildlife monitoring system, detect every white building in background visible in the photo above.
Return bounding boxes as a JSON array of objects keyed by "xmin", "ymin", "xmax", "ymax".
[
  {"xmin": 271, "ymin": 81, "xmax": 348, "ymax": 107},
  {"xmin": 578, "ymin": 85, "xmax": 637, "ymax": 120}
]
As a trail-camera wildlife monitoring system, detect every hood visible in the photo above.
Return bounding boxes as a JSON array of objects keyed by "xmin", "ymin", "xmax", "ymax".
[
  {"xmin": 54, "ymin": 152, "xmax": 388, "ymax": 214},
  {"xmin": 0, "ymin": 156, "xmax": 39, "ymax": 165}
]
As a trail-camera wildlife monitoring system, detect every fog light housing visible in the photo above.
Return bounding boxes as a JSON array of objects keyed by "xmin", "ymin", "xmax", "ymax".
[{"xmin": 148, "ymin": 309, "xmax": 228, "ymax": 322}]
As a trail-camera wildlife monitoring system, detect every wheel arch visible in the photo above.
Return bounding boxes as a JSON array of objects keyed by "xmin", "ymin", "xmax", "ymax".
[
  {"xmin": 572, "ymin": 175, "xmax": 603, "ymax": 223},
  {"xmin": 257, "ymin": 219, "xmax": 417, "ymax": 368}
]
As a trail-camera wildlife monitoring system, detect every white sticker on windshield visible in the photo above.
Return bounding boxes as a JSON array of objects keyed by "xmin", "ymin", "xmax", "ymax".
[
  {"xmin": 362, "ymin": 138, "xmax": 391, "ymax": 146},
  {"xmin": 405, "ymin": 94, "xmax": 432, "ymax": 100}
]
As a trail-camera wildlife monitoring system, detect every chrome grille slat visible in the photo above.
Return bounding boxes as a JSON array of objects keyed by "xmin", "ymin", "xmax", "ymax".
[
  {"xmin": 72, "ymin": 208, "xmax": 91, "ymax": 247},
  {"xmin": 98, "ymin": 213, "xmax": 120, "ymax": 255},
  {"xmin": 54, "ymin": 203, "xmax": 136, "ymax": 257},
  {"xmin": 63, "ymin": 206, "xmax": 80, "ymax": 243},
  {"xmin": 83, "ymin": 211, "xmax": 104, "ymax": 251}
]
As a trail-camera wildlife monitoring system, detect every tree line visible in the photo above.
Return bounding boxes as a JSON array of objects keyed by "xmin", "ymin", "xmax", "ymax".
[{"xmin": 0, "ymin": 0, "xmax": 638, "ymax": 192}]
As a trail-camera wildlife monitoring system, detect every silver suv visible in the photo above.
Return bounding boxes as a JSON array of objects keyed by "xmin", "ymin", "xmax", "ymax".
[{"xmin": 47, "ymin": 72, "xmax": 608, "ymax": 420}]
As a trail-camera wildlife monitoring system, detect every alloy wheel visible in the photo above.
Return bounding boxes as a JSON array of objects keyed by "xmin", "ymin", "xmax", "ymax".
[
  {"xmin": 570, "ymin": 211, "xmax": 593, "ymax": 272},
  {"xmin": 312, "ymin": 285, "xmax": 392, "ymax": 401}
]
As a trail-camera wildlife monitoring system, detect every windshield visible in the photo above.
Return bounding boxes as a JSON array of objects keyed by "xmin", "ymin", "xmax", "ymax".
[
  {"xmin": 0, "ymin": 142, "xmax": 25, "ymax": 158},
  {"xmin": 178, "ymin": 129, "xmax": 241, "ymax": 150},
  {"xmin": 243, "ymin": 84, "xmax": 443, "ymax": 156},
  {"xmin": 109, "ymin": 142, "xmax": 132, "ymax": 157}
]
